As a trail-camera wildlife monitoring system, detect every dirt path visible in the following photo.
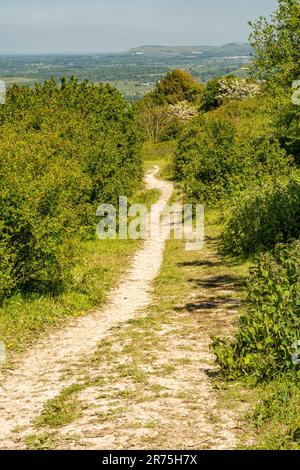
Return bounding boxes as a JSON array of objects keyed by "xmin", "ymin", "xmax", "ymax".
[
  {"xmin": 0, "ymin": 166, "xmax": 174, "ymax": 449},
  {"xmin": 0, "ymin": 168, "xmax": 245, "ymax": 450}
]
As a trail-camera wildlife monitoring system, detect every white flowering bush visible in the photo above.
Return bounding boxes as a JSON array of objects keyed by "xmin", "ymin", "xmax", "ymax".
[
  {"xmin": 217, "ymin": 78, "xmax": 261, "ymax": 103},
  {"xmin": 167, "ymin": 100, "xmax": 198, "ymax": 123}
]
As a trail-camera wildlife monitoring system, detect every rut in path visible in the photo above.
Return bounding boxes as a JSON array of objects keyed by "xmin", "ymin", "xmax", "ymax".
[{"xmin": 0, "ymin": 166, "xmax": 174, "ymax": 449}]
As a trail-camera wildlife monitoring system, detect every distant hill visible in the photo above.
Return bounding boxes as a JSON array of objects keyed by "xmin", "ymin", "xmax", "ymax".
[
  {"xmin": 0, "ymin": 42, "xmax": 253, "ymax": 98},
  {"xmin": 127, "ymin": 43, "xmax": 252, "ymax": 58}
]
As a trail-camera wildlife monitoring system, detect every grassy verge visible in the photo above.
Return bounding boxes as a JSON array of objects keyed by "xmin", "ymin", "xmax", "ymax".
[
  {"xmin": 215, "ymin": 369, "xmax": 300, "ymax": 450},
  {"xmin": 0, "ymin": 238, "xmax": 140, "ymax": 358},
  {"xmin": 142, "ymin": 141, "xmax": 175, "ymax": 175},
  {"xmin": 245, "ymin": 378, "xmax": 300, "ymax": 449}
]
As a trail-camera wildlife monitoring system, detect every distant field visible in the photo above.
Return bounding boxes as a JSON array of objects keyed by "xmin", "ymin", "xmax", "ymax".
[
  {"xmin": 0, "ymin": 43, "xmax": 251, "ymax": 99},
  {"xmin": 2, "ymin": 77, "xmax": 34, "ymax": 84},
  {"xmin": 110, "ymin": 80, "xmax": 155, "ymax": 99}
]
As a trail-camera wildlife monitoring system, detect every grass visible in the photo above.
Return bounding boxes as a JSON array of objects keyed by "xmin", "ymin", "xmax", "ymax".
[
  {"xmin": 142, "ymin": 141, "xmax": 175, "ymax": 176},
  {"xmin": 0, "ymin": 238, "xmax": 140, "ymax": 359},
  {"xmin": 35, "ymin": 384, "xmax": 85, "ymax": 429},
  {"xmin": 25, "ymin": 432, "xmax": 57, "ymax": 450}
]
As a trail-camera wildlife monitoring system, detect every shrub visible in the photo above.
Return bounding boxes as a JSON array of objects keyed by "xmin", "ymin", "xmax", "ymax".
[
  {"xmin": 173, "ymin": 114, "xmax": 237, "ymax": 205},
  {"xmin": 201, "ymin": 76, "xmax": 260, "ymax": 111},
  {"xmin": 221, "ymin": 179, "xmax": 300, "ymax": 257},
  {"xmin": 152, "ymin": 69, "xmax": 203, "ymax": 105},
  {"xmin": 0, "ymin": 125, "xmax": 90, "ymax": 299},
  {"xmin": 201, "ymin": 78, "xmax": 222, "ymax": 111},
  {"xmin": 172, "ymin": 109, "xmax": 291, "ymax": 206},
  {"xmin": 167, "ymin": 100, "xmax": 198, "ymax": 123},
  {"xmin": 213, "ymin": 242, "xmax": 300, "ymax": 382},
  {"xmin": 0, "ymin": 79, "xmax": 143, "ymax": 299}
]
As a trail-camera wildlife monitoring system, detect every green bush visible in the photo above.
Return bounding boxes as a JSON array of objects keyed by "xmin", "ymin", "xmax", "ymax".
[
  {"xmin": 172, "ymin": 110, "xmax": 291, "ymax": 206},
  {"xmin": 0, "ymin": 124, "xmax": 91, "ymax": 299},
  {"xmin": 173, "ymin": 114, "xmax": 237, "ymax": 205},
  {"xmin": 0, "ymin": 79, "xmax": 143, "ymax": 300},
  {"xmin": 201, "ymin": 76, "xmax": 260, "ymax": 111},
  {"xmin": 274, "ymin": 94, "xmax": 300, "ymax": 164},
  {"xmin": 213, "ymin": 241, "xmax": 300, "ymax": 382},
  {"xmin": 152, "ymin": 69, "xmax": 203, "ymax": 105},
  {"xmin": 221, "ymin": 179, "xmax": 300, "ymax": 257}
]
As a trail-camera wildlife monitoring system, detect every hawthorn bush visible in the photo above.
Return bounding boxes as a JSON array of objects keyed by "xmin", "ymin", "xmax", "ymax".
[{"xmin": 201, "ymin": 76, "xmax": 260, "ymax": 111}]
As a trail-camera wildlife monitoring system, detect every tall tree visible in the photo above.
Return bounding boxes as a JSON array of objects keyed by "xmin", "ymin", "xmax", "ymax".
[
  {"xmin": 153, "ymin": 69, "xmax": 203, "ymax": 105},
  {"xmin": 249, "ymin": 0, "xmax": 300, "ymax": 87}
]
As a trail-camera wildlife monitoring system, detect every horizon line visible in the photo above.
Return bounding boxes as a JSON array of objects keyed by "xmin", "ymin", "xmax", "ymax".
[{"xmin": 0, "ymin": 42, "xmax": 251, "ymax": 56}]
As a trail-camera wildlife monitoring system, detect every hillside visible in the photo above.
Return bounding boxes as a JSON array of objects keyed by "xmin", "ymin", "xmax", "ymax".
[
  {"xmin": 0, "ymin": 43, "xmax": 252, "ymax": 101},
  {"xmin": 128, "ymin": 43, "xmax": 252, "ymax": 58}
]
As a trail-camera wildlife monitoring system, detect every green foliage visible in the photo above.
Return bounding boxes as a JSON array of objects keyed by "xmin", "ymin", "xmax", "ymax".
[
  {"xmin": 201, "ymin": 76, "xmax": 260, "ymax": 111},
  {"xmin": 137, "ymin": 70, "xmax": 203, "ymax": 142},
  {"xmin": 201, "ymin": 77, "xmax": 223, "ymax": 111},
  {"xmin": 0, "ymin": 78, "xmax": 143, "ymax": 300},
  {"xmin": 222, "ymin": 179, "xmax": 300, "ymax": 257},
  {"xmin": 173, "ymin": 114, "xmax": 237, "ymax": 205},
  {"xmin": 249, "ymin": 0, "xmax": 300, "ymax": 87},
  {"xmin": 208, "ymin": 6, "xmax": 300, "ymax": 445},
  {"xmin": 273, "ymin": 92, "xmax": 300, "ymax": 163},
  {"xmin": 172, "ymin": 106, "xmax": 291, "ymax": 206},
  {"xmin": 213, "ymin": 241, "xmax": 300, "ymax": 382},
  {"xmin": 152, "ymin": 69, "xmax": 203, "ymax": 105}
]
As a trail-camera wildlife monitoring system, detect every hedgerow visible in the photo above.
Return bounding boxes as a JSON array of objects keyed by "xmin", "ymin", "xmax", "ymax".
[{"xmin": 0, "ymin": 79, "xmax": 143, "ymax": 299}]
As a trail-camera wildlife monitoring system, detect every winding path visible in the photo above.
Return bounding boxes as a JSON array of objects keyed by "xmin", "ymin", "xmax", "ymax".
[{"xmin": 0, "ymin": 166, "xmax": 174, "ymax": 449}]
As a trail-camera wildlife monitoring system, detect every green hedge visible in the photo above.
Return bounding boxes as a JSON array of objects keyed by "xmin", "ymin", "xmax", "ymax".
[{"xmin": 0, "ymin": 79, "xmax": 143, "ymax": 300}]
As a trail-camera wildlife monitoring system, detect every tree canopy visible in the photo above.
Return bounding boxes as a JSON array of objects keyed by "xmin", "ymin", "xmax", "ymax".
[
  {"xmin": 249, "ymin": 0, "xmax": 300, "ymax": 87},
  {"xmin": 152, "ymin": 69, "xmax": 203, "ymax": 105}
]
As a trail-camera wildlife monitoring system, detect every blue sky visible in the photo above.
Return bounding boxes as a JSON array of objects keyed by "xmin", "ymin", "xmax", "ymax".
[{"xmin": 0, "ymin": 0, "xmax": 278, "ymax": 54}]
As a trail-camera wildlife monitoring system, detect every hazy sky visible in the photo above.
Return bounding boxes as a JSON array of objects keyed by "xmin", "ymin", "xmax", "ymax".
[{"xmin": 0, "ymin": 0, "xmax": 278, "ymax": 54}]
